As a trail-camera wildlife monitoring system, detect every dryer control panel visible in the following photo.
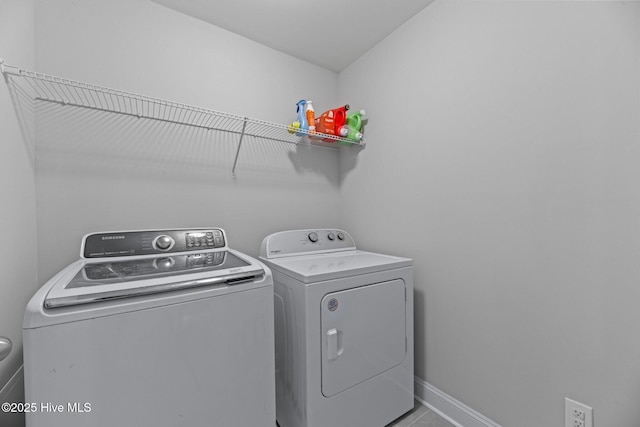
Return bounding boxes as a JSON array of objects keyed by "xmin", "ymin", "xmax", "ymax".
[
  {"xmin": 82, "ymin": 228, "xmax": 226, "ymax": 258},
  {"xmin": 260, "ymin": 229, "xmax": 356, "ymax": 259}
]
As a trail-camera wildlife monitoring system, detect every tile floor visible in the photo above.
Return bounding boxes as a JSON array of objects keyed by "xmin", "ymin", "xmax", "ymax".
[{"xmin": 386, "ymin": 401, "xmax": 455, "ymax": 427}]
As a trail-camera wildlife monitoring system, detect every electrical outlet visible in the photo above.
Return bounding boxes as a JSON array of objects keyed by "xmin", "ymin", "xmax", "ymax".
[{"xmin": 565, "ymin": 398, "xmax": 593, "ymax": 427}]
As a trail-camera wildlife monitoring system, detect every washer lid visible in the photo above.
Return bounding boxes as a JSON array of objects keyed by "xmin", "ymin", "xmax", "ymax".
[
  {"xmin": 261, "ymin": 250, "xmax": 411, "ymax": 284},
  {"xmin": 44, "ymin": 250, "xmax": 265, "ymax": 308}
]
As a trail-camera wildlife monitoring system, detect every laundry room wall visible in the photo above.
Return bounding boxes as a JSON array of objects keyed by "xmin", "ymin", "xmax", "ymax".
[
  {"xmin": 0, "ymin": 1, "xmax": 36, "ymax": 425},
  {"xmin": 33, "ymin": 0, "xmax": 342, "ymax": 282},
  {"xmin": 339, "ymin": 1, "xmax": 640, "ymax": 427}
]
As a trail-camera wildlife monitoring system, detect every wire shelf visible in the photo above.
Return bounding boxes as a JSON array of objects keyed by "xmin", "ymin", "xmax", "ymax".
[{"xmin": 1, "ymin": 61, "xmax": 363, "ymax": 175}]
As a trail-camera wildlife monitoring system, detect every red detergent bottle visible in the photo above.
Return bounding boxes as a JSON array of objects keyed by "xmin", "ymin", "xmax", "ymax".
[{"xmin": 315, "ymin": 104, "xmax": 350, "ymax": 141}]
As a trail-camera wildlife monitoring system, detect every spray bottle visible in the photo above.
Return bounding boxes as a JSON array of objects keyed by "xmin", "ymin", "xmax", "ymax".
[{"xmin": 295, "ymin": 100, "xmax": 308, "ymax": 136}]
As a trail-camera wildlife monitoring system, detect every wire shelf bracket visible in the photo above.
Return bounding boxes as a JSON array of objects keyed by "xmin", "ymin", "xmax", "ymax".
[
  {"xmin": 232, "ymin": 118, "xmax": 248, "ymax": 178},
  {"xmin": 0, "ymin": 60, "xmax": 365, "ymax": 175}
]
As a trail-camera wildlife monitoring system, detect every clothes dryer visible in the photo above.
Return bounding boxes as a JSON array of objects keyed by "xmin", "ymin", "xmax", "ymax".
[
  {"xmin": 260, "ymin": 229, "xmax": 414, "ymax": 427},
  {"xmin": 23, "ymin": 228, "xmax": 275, "ymax": 427}
]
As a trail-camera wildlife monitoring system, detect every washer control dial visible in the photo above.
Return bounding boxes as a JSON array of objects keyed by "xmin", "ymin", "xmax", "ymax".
[
  {"xmin": 308, "ymin": 232, "xmax": 319, "ymax": 243},
  {"xmin": 154, "ymin": 235, "xmax": 174, "ymax": 251},
  {"xmin": 337, "ymin": 232, "xmax": 345, "ymax": 241},
  {"xmin": 327, "ymin": 232, "xmax": 336, "ymax": 241},
  {"xmin": 154, "ymin": 257, "xmax": 175, "ymax": 270}
]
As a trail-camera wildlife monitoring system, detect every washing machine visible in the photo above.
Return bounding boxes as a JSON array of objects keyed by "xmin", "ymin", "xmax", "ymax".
[
  {"xmin": 23, "ymin": 228, "xmax": 275, "ymax": 427},
  {"xmin": 259, "ymin": 229, "xmax": 414, "ymax": 427}
]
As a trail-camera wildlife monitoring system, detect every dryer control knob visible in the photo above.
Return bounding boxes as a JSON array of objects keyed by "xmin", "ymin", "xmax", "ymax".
[
  {"xmin": 308, "ymin": 232, "xmax": 319, "ymax": 243},
  {"xmin": 337, "ymin": 232, "xmax": 345, "ymax": 241},
  {"xmin": 155, "ymin": 235, "xmax": 174, "ymax": 251},
  {"xmin": 327, "ymin": 233, "xmax": 336, "ymax": 241}
]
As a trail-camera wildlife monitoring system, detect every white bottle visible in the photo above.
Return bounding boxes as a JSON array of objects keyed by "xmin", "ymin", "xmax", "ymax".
[{"xmin": 306, "ymin": 100, "xmax": 316, "ymax": 134}]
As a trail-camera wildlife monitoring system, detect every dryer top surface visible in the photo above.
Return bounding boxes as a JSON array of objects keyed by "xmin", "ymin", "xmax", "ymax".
[{"xmin": 261, "ymin": 250, "xmax": 411, "ymax": 284}]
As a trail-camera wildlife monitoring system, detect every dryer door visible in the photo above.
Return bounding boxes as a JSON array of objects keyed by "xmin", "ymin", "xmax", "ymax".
[{"xmin": 321, "ymin": 279, "xmax": 406, "ymax": 397}]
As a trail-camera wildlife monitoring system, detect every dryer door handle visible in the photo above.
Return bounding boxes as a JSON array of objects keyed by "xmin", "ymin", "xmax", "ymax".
[{"xmin": 327, "ymin": 328, "xmax": 343, "ymax": 361}]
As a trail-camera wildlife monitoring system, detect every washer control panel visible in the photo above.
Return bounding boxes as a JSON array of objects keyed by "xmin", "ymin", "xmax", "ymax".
[
  {"xmin": 261, "ymin": 229, "xmax": 356, "ymax": 259},
  {"xmin": 83, "ymin": 228, "xmax": 226, "ymax": 258}
]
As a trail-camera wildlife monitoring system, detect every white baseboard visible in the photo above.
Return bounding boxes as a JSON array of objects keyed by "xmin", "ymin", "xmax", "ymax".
[{"xmin": 414, "ymin": 376, "xmax": 502, "ymax": 427}]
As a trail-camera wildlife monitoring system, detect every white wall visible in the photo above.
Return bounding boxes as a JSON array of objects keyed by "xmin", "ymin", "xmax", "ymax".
[
  {"xmin": 340, "ymin": 1, "xmax": 640, "ymax": 426},
  {"xmin": 6, "ymin": 1, "xmax": 640, "ymax": 426},
  {"xmin": 0, "ymin": 1, "xmax": 36, "ymax": 426},
  {"xmin": 33, "ymin": 0, "xmax": 342, "ymax": 281}
]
